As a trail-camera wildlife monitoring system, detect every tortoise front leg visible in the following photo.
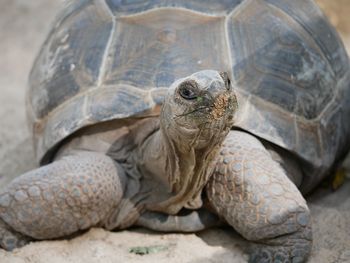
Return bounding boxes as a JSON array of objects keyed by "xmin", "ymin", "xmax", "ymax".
[
  {"xmin": 206, "ymin": 131, "xmax": 312, "ymax": 263},
  {"xmin": 0, "ymin": 152, "xmax": 126, "ymax": 250}
]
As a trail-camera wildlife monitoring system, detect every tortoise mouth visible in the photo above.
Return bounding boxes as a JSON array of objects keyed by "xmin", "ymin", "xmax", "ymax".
[
  {"xmin": 174, "ymin": 90, "xmax": 236, "ymax": 126},
  {"xmin": 171, "ymin": 96, "xmax": 236, "ymax": 149}
]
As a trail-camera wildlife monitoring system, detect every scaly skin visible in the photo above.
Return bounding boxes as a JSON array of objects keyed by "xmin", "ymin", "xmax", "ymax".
[
  {"xmin": 206, "ymin": 131, "xmax": 312, "ymax": 263},
  {"xmin": 0, "ymin": 219, "xmax": 32, "ymax": 251},
  {"xmin": 0, "ymin": 152, "xmax": 126, "ymax": 249}
]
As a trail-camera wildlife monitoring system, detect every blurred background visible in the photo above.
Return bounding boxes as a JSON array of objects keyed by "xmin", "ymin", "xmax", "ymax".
[
  {"xmin": 317, "ymin": 0, "xmax": 350, "ymax": 53},
  {"xmin": 0, "ymin": 1, "xmax": 349, "ymax": 262}
]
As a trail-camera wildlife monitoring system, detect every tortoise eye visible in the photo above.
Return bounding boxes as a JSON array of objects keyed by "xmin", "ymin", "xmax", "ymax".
[{"xmin": 179, "ymin": 83, "xmax": 198, "ymax": 100}]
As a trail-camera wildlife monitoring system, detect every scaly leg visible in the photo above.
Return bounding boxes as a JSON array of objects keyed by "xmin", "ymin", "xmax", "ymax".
[
  {"xmin": 206, "ymin": 131, "xmax": 312, "ymax": 263},
  {"xmin": 0, "ymin": 152, "xmax": 126, "ymax": 250}
]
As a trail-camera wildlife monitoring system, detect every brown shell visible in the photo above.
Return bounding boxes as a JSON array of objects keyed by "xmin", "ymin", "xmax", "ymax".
[{"xmin": 28, "ymin": 0, "xmax": 350, "ymax": 186}]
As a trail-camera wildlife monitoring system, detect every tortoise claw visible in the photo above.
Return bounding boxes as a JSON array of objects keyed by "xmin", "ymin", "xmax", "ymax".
[{"xmin": 0, "ymin": 218, "xmax": 32, "ymax": 251}]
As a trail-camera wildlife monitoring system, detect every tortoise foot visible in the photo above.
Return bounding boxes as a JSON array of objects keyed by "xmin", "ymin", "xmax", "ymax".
[
  {"xmin": 248, "ymin": 224, "xmax": 312, "ymax": 263},
  {"xmin": 207, "ymin": 131, "xmax": 312, "ymax": 263},
  {"xmin": 0, "ymin": 219, "xmax": 32, "ymax": 251},
  {"xmin": 0, "ymin": 152, "xmax": 126, "ymax": 244}
]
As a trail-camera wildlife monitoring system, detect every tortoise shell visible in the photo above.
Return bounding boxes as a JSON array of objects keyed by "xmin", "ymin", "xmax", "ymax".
[{"xmin": 28, "ymin": 0, "xmax": 350, "ymax": 185}]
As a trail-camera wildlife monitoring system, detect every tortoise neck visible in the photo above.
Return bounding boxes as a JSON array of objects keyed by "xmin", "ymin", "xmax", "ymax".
[{"xmin": 140, "ymin": 122, "xmax": 221, "ymax": 215}]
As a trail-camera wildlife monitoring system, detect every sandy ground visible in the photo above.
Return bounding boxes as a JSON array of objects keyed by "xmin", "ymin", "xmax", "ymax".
[{"xmin": 0, "ymin": 1, "xmax": 349, "ymax": 262}]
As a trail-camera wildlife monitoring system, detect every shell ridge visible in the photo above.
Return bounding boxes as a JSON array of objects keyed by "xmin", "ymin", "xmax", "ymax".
[{"xmin": 97, "ymin": 0, "xmax": 116, "ymax": 87}]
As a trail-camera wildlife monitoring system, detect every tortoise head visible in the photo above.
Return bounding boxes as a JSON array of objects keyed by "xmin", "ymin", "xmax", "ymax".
[{"xmin": 161, "ymin": 70, "xmax": 237, "ymax": 150}]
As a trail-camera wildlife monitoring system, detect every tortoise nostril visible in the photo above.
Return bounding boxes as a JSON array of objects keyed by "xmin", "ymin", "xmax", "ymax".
[
  {"xmin": 225, "ymin": 77, "xmax": 231, "ymax": 91},
  {"xmin": 219, "ymin": 71, "xmax": 231, "ymax": 91}
]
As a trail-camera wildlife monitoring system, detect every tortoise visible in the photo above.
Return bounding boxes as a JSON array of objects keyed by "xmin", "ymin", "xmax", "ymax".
[{"xmin": 1, "ymin": 0, "xmax": 350, "ymax": 262}]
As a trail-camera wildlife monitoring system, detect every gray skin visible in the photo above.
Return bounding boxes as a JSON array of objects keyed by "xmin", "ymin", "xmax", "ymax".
[{"xmin": 0, "ymin": 70, "xmax": 311, "ymax": 263}]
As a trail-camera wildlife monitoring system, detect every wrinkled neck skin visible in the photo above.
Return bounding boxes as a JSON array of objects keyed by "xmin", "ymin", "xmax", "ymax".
[{"xmin": 139, "ymin": 108, "xmax": 230, "ymax": 215}]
